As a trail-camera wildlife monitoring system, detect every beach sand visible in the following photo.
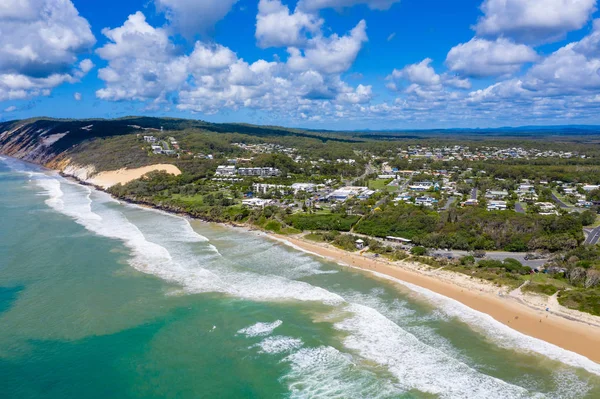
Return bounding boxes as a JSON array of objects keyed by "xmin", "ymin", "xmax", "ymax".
[
  {"xmin": 89, "ymin": 164, "xmax": 181, "ymax": 188},
  {"xmin": 273, "ymin": 233, "xmax": 600, "ymax": 363}
]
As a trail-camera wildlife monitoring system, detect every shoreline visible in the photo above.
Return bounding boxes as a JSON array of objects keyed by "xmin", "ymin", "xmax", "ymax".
[
  {"xmin": 267, "ymin": 233, "xmax": 600, "ymax": 363},
  {"xmin": 6, "ymin": 156, "xmax": 600, "ymax": 365}
]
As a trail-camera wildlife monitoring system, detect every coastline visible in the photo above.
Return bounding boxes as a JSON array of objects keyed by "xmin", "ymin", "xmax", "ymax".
[
  {"xmin": 6, "ymin": 156, "xmax": 600, "ymax": 365},
  {"xmin": 268, "ymin": 233, "xmax": 600, "ymax": 363}
]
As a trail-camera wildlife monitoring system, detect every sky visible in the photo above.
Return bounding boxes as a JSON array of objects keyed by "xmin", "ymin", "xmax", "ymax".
[{"xmin": 1, "ymin": 0, "xmax": 600, "ymax": 130}]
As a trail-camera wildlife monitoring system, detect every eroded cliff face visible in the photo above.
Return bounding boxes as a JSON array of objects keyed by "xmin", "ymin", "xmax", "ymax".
[{"xmin": 0, "ymin": 121, "xmax": 67, "ymax": 165}]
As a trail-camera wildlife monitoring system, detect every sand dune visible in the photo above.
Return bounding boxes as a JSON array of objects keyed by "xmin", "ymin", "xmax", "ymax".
[{"xmin": 89, "ymin": 164, "xmax": 181, "ymax": 188}]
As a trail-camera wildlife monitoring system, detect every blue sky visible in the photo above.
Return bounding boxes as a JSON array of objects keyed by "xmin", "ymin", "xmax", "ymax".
[{"xmin": 1, "ymin": 0, "xmax": 599, "ymax": 129}]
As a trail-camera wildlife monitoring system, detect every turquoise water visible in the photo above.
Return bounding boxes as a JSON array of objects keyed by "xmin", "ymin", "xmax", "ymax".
[{"xmin": 1, "ymin": 156, "xmax": 600, "ymax": 398}]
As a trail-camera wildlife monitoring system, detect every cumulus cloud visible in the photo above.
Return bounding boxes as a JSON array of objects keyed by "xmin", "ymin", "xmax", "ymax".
[
  {"xmin": 298, "ymin": 0, "xmax": 400, "ymax": 12},
  {"xmin": 446, "ymin": 38, "xmax": 538, "ymax": 77},
  {"xmin": 4, "ymin": 105, "xmax": 17, "ymax": 113},
  {"xmin": 96, "ymin": 12, "xmax": 188, "ymax": 102},
  {"xmin": 0, "ymin": 0, "xmax": 95, "ymax": 100},
  {"xmin": 287, "ymin": 20, "xmax": 368, "ymax": 74},
  {"xmin": 256, "ymin": 0, "xmax": 322, "ymax": 48},
  {"xmin": 74, "ymin": 92, "xmax": 82, "ymax": 101},
  {"xmin": 387, "ymin": 58, "xmax": 471, "ymax": 93},
  {"xmin": 95, "ymin": 10, "xmax": 370, "ymax": 119},
  {"xmin": 475, "ymin": 0, "xmax": 597, "ymax": 44},
  {"xmin": 155, "ymin": 0, "xmax": 238, "ymax": 37}
]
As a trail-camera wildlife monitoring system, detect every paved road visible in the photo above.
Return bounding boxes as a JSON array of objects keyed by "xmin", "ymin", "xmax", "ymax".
[
  {"xmin": 585, "ymin": 226, "xmax": 600, "ymax": 245},
  {"xmin": 515, "ymin": 202, "xmax": 526, "ymax": 214},
  {"xmin": 431, "ymin": 249, "xmax": 547, "ymax": 268},
  {"xmin": 441, "ymin": 196, "xmax": 457, "ymax": 211},
  {"xmin": 551, "ymin": 193, "xmax": 570, "ymax": 209}
]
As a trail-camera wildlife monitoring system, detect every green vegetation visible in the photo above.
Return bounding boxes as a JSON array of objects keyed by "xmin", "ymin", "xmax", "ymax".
[
  {"xmin": 285, "ymin": 214, "xmax": 360, "ymax": 232},
  {"xmin": 522, "ymin": 283, "xmax": 560, "ymax": 296},
  {"xmin": 558, "ymin": 289, "xmax": 600, "ymax": 316}
]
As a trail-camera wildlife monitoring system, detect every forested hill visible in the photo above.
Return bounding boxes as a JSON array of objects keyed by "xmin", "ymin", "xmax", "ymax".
[{"xmin": 0, "ymin": 117, "xmax": 361, "ymax": 164}]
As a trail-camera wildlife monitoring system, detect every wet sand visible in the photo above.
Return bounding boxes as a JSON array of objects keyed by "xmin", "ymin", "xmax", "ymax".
[{"xmin": 275, "ymin": 234, "xmax": 600, "ymax": 363}]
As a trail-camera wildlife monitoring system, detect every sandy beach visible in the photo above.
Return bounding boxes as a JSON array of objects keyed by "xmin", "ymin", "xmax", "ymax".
[
  {"xmin": 88, "ymin": 164, "xmax": 181, "ymax": 188},
  {"xmin": 273, "ymin": 233, "xmax": 600, "ymax": 363}
]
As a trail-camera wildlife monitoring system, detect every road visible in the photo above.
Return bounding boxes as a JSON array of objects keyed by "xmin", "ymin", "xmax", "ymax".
[
  {"xmin": 431, "ymin": 249, "xmax": 548, "ymax": 268},
  {"xmin": 551, "ymin": 192, "xmax": 570, "ymax": 209},
  {"xmin": 470, "ymin": 188, "xmax": 477, "ymax": 200},
  {"xmin": 441, "ymin": 196, "xmax": 457, "ymax": 211},
  {"xmin": 584, "ymin": 226, "xmax": 600, "ymax": 245},
  {"xmin": 350, "ymin": 163, "xmax": 375, "ymax": 186}
]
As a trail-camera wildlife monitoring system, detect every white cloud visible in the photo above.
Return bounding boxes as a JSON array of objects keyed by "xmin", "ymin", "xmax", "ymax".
[
  {"xmin": 475, "ymin": 0, "xmax": 597, "ymax": 44},
  {"xmin": 0, "ymin": 0, "xmax": 95, "ymax": 100},
  {"xmin": 155, "ymin": 0, "xmax": 238, "ymax": 37},
  {"xmin": 74, "ymin": 92, "xmax": 82, "ymax": 101},
  {"xmin": 287, "ymin": 20, "xmax": 368, "ymax": 74},
  {"xmin": 389, "ymin": 58, "xmax": 441, "ymax": 87},
  {"xmin": 95, "ymin": 11, "xmax": 370, "ymax": 120},
  {"xmin": 3, "ymin": 105, "xmax": 17, "ymax": 112},
  {"xmin": 387, "ymin": 59, "xmax": 471, "ymax": 94},
  {"xmin": 298, "ymin": 0, "xmax": 400, "ymax": 12},
  {"xmin": 446, "ymin": 38, "xmax": 538, "ymax": 77},
  {"xmin": 256, "ymin": 0, "xmax": 322, "ymax": 48},
  {"xmin": 96, "ymin": 12, "xmax": 188, "ymax": 102}
]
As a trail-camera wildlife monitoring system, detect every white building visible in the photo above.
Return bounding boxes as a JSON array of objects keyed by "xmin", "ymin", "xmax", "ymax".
[
  {"xmin": 238, "ymin": 167, "xmax": 281, "ymax": 177},
  {"xmin": 328, "ymin": 186, "xmax": 371, "ymax": 202},
  {"xmin": 583, "ymin": 185, "xmax": 600, "ymax": 192},
  {"xmin": 409, "ymin": 182, "xmax": 434, "ymax": 192},
  {"xmin": 252, "ymin": 183, "xmax": 287, "ymax": 195},
  {"xmin": 291, "ymin": 183, "xmax": 317, "ymax": 193},
  {"xmin": 215, "ymin": 165, "xmax": 237, "ymax": 176},
  {"xmin": 415, "ymin": 197, "xmax": 437, "ymax": 207},
  {"xmin": 242, "ymin": 198, "xmax": 272, "ymax": 208},
  {"xmin": 486, "ymin": 190, "xmax": 509, "ymax": 200},
  {"xmin": 487, "ymin": 200, "xmax": 507, "ymax": 211}
]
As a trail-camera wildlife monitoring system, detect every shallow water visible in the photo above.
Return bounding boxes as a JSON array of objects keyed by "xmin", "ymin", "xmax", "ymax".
[{"xmin": 1, "ymin": 156, "xmax": 600, "ymax": 398}]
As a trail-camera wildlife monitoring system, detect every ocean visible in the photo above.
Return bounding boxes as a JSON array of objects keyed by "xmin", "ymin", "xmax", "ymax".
[{"xmin": 1, "ymin": 155, "xmax": 600, "ymax": 399}]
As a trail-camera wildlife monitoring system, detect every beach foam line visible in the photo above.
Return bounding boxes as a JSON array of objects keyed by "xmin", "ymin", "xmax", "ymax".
[
  {"xmin": 336, "ymin": 303, "xmax": 540, "ymax": 399},
  {"xmin": 367, "ymin": 269, "xmax": 600, "ymax": 376},
  {"xmin": 30, "ymin": 172, "xmax": 344, "ymax": 304}
]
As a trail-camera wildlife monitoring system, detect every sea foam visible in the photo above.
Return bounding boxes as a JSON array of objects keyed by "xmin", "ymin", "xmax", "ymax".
[{"xmin": 237, "ymin": 320, "xmax": 283, "ymax": 337}]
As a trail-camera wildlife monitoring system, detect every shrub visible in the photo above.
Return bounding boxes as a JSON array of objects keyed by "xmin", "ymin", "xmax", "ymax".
[{"xmin": 411, "ymin": 246, "xmax": 427, "ymax": 256}]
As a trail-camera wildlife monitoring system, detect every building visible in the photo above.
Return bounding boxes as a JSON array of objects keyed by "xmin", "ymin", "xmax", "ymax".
[
  {"xmin": 151, "ymin": 145, "xmax": 163, "ymax": 154},
  {"xmin": 583, "ymin": 185, "xmax": 600, "ymax": 192},
  {"xmin": 252, "ymin": 183, "xmax": 287, "ymax": 195},
  {"xmin": 462, "ymin": 198, "xmax": 479, "ymax": 206},
  {"xmin": 327, "ymin": 186, "xmax": 371, "ymax": 202},
  {"xmin": 408, "ymin": 181, "xmax": 434, "ymax": 192},
  {"xmin": 486, "ymin": 190, "xmax": 509, "ymax": 200},
  {"xmin": 143, "ymin": 135, "xmax": 157, "ymax": 143},
  {"xmin": 291, "ymin": 183, "xmax": 317, "ymax": 193},
  {"xmin": 215, "ymin": 165, "xmax": 237, "ymax": 176},
  {"xmin": 487, "ymin": 200, "xmax": 507, "ymax": 211},
  {"xmin": 237, "ymin": 167, "xmax": 281, "ymax": 177},
  {"xmin": 535, "ymin": 202, "xmax": 558, "ymax": 215},
  {"xmin": 415, "ymin": 197, "xmax": 437, "ymax": 207},
  {"xmin": 242, "ymin": 198, "xmax": 272, "ymax": 208},
  {"xmin": 355, "ymin": 239, "xmax": 365, "ymax": 250}
]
